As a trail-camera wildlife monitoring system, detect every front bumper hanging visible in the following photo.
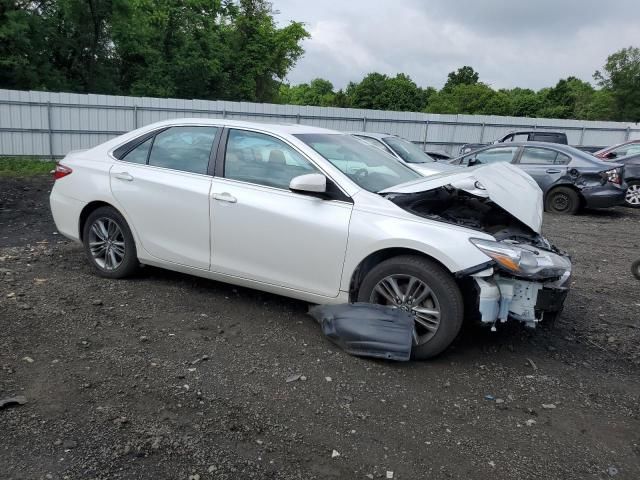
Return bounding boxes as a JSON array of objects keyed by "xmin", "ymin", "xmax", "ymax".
[{"xmin": 473, "ymin": 270, "xmax": 570, "ymax": 328}]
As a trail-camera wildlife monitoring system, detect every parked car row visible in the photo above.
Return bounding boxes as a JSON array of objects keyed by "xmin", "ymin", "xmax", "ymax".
[{"xmin": 350, "ymin": 131, "xmax": 638, "ymax": 211}]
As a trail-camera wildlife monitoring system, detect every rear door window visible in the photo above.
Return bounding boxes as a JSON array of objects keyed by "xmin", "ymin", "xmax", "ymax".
[
  {"xmin": 147, "ymin": 126, "xmax": 218, "ymax": 174},
  {"xmin": 122, "ymin": 137, "xmax": 153, "ymax": 164},
  {"xmin": 520, "ymin": 147, "xmax": 562, "ymax": 165}
]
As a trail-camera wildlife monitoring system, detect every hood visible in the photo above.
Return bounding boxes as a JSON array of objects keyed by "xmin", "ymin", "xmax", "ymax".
[{"xmin": 380, "ymin": 162, "xmax": 543, "ymax": 233}]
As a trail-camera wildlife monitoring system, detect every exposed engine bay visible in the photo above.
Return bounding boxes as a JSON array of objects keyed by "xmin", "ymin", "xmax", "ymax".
[{"xmin": 383, "ymin": 186, "xmax": 550, "ymax": 247}]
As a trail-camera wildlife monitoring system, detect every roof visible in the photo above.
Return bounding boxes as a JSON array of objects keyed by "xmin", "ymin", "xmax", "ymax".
[{"xmin": 142, "ymin": 118, "xmax": 338, "ymax": 135}]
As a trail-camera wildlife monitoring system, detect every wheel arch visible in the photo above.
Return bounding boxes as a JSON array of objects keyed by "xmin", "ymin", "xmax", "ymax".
[
  {"xmin": 544, "ymin": 183, "xmax": 585, "ymax": 209},
  {"xmin": 79, "ymin": 201, "xmax": 125, "ymax": 242},
  {"xmin": 348, "ymin": 247, "xmax": 451, "ymax": 301}
]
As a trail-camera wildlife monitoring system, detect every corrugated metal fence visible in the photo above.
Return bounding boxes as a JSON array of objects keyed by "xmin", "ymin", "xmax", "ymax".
[{"xmin": 1, "ymin": 88, "xmax": 639, "ymax": 159}]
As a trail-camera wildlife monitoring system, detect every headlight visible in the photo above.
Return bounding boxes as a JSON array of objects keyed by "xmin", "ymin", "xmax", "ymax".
[{"xmin": 470, "ymin": 238, "xmax": 571, "ymax": 280}]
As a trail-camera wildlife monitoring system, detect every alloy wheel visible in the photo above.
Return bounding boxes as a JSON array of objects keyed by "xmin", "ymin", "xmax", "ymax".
[
  {"xmin": 625, "ymin": 184, "xmax": 640, "ymax": 207},
  {"xmin": 88, "ymin": 217, "xmax": 126, "ymax": 271},
  {"xmin": 369, "ymin": 274, "xmax": 441, "ymax": 345}
]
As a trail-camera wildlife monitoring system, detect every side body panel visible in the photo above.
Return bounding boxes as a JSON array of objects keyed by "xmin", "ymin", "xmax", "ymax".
[
  {"xmin": 110, "ymin": 163, "xmax": 212, "ymax": 269},
  {"xmin": 209, "ymin": 177, "xmax": 353, "ymax": 297}
]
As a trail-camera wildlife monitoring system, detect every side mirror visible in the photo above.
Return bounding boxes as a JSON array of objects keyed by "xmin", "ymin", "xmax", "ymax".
[
  {"xmin": 468, "ymin": 157, "xmax": 480, "ymax": 166},
  {"xmin": 289, "ymin": 173, "xmax": 327, "ymax": 194},
  {"xmin": 605, "ymin": 152, "xmax": 617, "ymax": 159}
]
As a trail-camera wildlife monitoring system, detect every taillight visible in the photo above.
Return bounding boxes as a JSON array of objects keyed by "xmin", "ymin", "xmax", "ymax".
[
  {"xmin": 53, "ymin": 164, "xmax": 72, "ymax": 180},
  {"xmin": 603, "ymin": 168, "xmax": 622, "ymax": 185}
]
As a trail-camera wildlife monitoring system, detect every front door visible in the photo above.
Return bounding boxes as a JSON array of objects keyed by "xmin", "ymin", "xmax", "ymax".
[
  {"xmin": 209, "ymin": 128, "xmax": 353, "ymax": 297},
  {"xmin": 110, "ymin": 125, "xmax": 219, "ymax": 270}
]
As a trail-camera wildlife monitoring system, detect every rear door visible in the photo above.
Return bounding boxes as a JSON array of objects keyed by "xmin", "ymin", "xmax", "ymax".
[
  {"xmin": 209, "ymin": 128, "xmax": 353, "ymax": 297},
  {"xmin": 515, "ymin": 146, "xmax": 570, "ymax": 192},
  {"xmin": 110, "ymin": 125, "xmax": 219, "ymax": 269}
]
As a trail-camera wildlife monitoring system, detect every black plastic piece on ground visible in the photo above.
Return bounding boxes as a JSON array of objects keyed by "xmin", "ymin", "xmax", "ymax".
[{"xmin": 308, "ymin": 303, "xmax": 413, "ymax": 361}]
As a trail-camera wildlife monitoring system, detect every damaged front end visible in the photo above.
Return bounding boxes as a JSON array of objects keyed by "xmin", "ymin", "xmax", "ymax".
[
  {"xmin": 381, "ymin": 164, "xmax": 571, "ymax": 330},
  {"xmin": 466, "ymin": 239, "xmax": 570, "ymax": 329}
]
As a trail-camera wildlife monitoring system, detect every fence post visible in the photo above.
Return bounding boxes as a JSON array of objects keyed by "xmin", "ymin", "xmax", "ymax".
[
  {"xmin": 296, "ymin": 113, "xmax": 301, "ymax": 124},
  {"xmin": 362, "ymin": 117, "xmax": 367, "ymax": 131},
  {"xmin": 133, "ymin": 105, "xmax": 138, "ymax": 129},
  {"xmin": 222, "ymin": 109, "xmax": 227, "ymax": 119},
  {"xmin": 47, "ymin": 102, "xmax": 54, "ymax": 161},
  {"xmin": 422, "ymin": 120, "xmax": 430, "ymax": 148},
  {"xmin": 579, "ymin": 127, "xmax": 586, "ymax": 145},
  {"xmin": 626, "ymin": 126, "xmax": 631, "ymax": 141},
  {"xmin": 479, "ymin": 122, "xmax": 486, "ymax": 142}
]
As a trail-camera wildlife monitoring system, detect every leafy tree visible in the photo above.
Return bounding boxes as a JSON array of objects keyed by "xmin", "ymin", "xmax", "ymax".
[
  {"xmin": 278, "ymin": 78, "xmax": 336, "ymax": 106},
  {"xmin": 427, "ymin": 83, "xmax": 502, "ymax": 115},
  {"xmin": 443, "ymin": 66, "xmax": 479, "ymax": 91},
  {"xmin": 595, "ymin": 46, "xmax": 640, "ymax": 122},
  {"xmin": 346, "ymin": 73, "xmax": 428, "ymax": 111}
]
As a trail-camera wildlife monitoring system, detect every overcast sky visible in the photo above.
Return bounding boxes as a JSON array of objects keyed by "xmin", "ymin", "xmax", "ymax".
[{"xmin": 273, "ymin": 0, "xmax": 639, "ymax": 91}]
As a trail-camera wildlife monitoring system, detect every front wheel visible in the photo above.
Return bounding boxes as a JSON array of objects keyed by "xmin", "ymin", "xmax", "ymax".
[
  {"xmin": 545, "ymin": 187, "xmax": 580, "ymax": 215},
  {"xmin": 356, "ymin": 255, "xmax": 464, "ymax": 359},
  {"xmin": 625, "ymin": 181, "xmax": 640, "ymax": 208},
  {"xmin": 82, "ymin": 206, "xmax": 139, "ymax": 279}
]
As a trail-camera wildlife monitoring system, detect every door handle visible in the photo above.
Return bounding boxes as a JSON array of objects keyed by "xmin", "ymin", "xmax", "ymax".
[
  {"xmin": 212, "ymin": 192, "xmax": 237, "ymax": 203},
  {"xmin": 545, "ymin": 169, "xmax": 561, "ymax": 174},
  {"xmin": 114, "ymin": 172, "xmax": 134, "ymax": 181}
]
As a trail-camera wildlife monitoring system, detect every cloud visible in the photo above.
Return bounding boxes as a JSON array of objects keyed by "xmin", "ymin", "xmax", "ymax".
[{"xmin": 273, "ymin": 0, "xmax": 640, "ymax": 90}]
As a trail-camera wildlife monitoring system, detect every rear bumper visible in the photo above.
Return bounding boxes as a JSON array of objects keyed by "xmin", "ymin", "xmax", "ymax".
[
  {"xmin": 49, "ymin": 188, "xmax": 86, "ymax": 242},
  {"xmin": 582, "ymin": 184, "xmax": 626, "ymax": 209}
]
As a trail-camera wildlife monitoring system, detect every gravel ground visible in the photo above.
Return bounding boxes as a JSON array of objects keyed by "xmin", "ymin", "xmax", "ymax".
[{"xmin": 1, "ymin": 175, "xmax": 639, "ymax": 480}]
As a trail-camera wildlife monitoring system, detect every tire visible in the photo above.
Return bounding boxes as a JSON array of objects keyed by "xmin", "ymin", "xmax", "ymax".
[
  {"xmin": 356, "ymin": 255, "xmax": 464, "ymax": 360},
  {"xmin": 545, "ymin": 186, "xmax": 580, "ymax": 215},
  {"xmin": 624, "ymin": 181, "xmax": 640, "ymax": 208},
  {"xmin": 632, "ymin": 259, "xmax": 640, "ymax": 281},
  {"xmin": 82, "ymin": 206, "xmax": 139, "ymax": 279}
]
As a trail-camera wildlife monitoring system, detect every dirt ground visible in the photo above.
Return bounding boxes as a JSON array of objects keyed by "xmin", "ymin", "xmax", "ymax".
[{"xmin": 1, "ymin": 175, "xmax": 639, "ymax": 480}]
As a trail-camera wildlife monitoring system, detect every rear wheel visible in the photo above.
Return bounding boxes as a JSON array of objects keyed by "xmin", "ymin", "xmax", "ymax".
[
  {"xmin": 82, "ymin": 206, "xmax": 139, "ymax": 279},
  {"xmin": 624, "ymin": 181, "xmax": 640, "ymax": 208},
  {"xmin": 356, "ymin": 255, "xmax": 464, "ymax": 359},
  {"xmin": 545, "ymin": 187, "xmax": 580, "ymax": 215}
]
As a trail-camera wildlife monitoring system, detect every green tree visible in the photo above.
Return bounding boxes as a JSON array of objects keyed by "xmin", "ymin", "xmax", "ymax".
[
  {"xmin": 346, "ymin": 73, "xmax": 428, "ymax": 111},
  {"xmin": 594, "ymin": 46, "xmax": 640, "ymax": 122},
  {"xmin": 427, "ymin": 83, "xmax": 503, "ymax": 115},
  {"xmin": 443, "ymin": 66, "xmax": 479, "ymax": 91},
  {"xmin": 278, "ymin": 78, "xmax": 336, "ymax": 106}
]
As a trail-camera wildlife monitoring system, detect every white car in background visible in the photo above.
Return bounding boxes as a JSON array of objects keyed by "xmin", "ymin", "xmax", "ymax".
[
  {"xmin": 50, "ymin": 119, "xmax": 571, "ymax": 359},
  {"xmin": 350, "ymin": 132, "xmax": 458, "ymax": 176}
]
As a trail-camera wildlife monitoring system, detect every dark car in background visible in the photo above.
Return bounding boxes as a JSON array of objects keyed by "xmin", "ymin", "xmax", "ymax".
[
  {"xmin": 594, "ymin": 140, "xmax": 640, "ymax": 160},
  {"xmin": 459, "ymin": 130, "xmax": 568, "ymax": 155},
  {"xmin": 450, "ymin": 142, "xmax": 625, "ymax": 215}
]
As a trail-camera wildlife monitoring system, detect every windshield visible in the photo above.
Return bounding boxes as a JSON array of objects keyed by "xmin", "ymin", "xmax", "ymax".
[
  {"xmin": 295, "ymin": 133, "xmax": 421, "ymax": 192},
  {"xmin": 383, "ymin": 137, "xmax": 436, "ymax": 164}
]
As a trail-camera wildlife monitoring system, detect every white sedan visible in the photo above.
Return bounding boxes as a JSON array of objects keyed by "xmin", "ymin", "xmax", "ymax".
[{"xmin": 50, "ymin": 119, "xmax": 571, "ymax": 359}]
